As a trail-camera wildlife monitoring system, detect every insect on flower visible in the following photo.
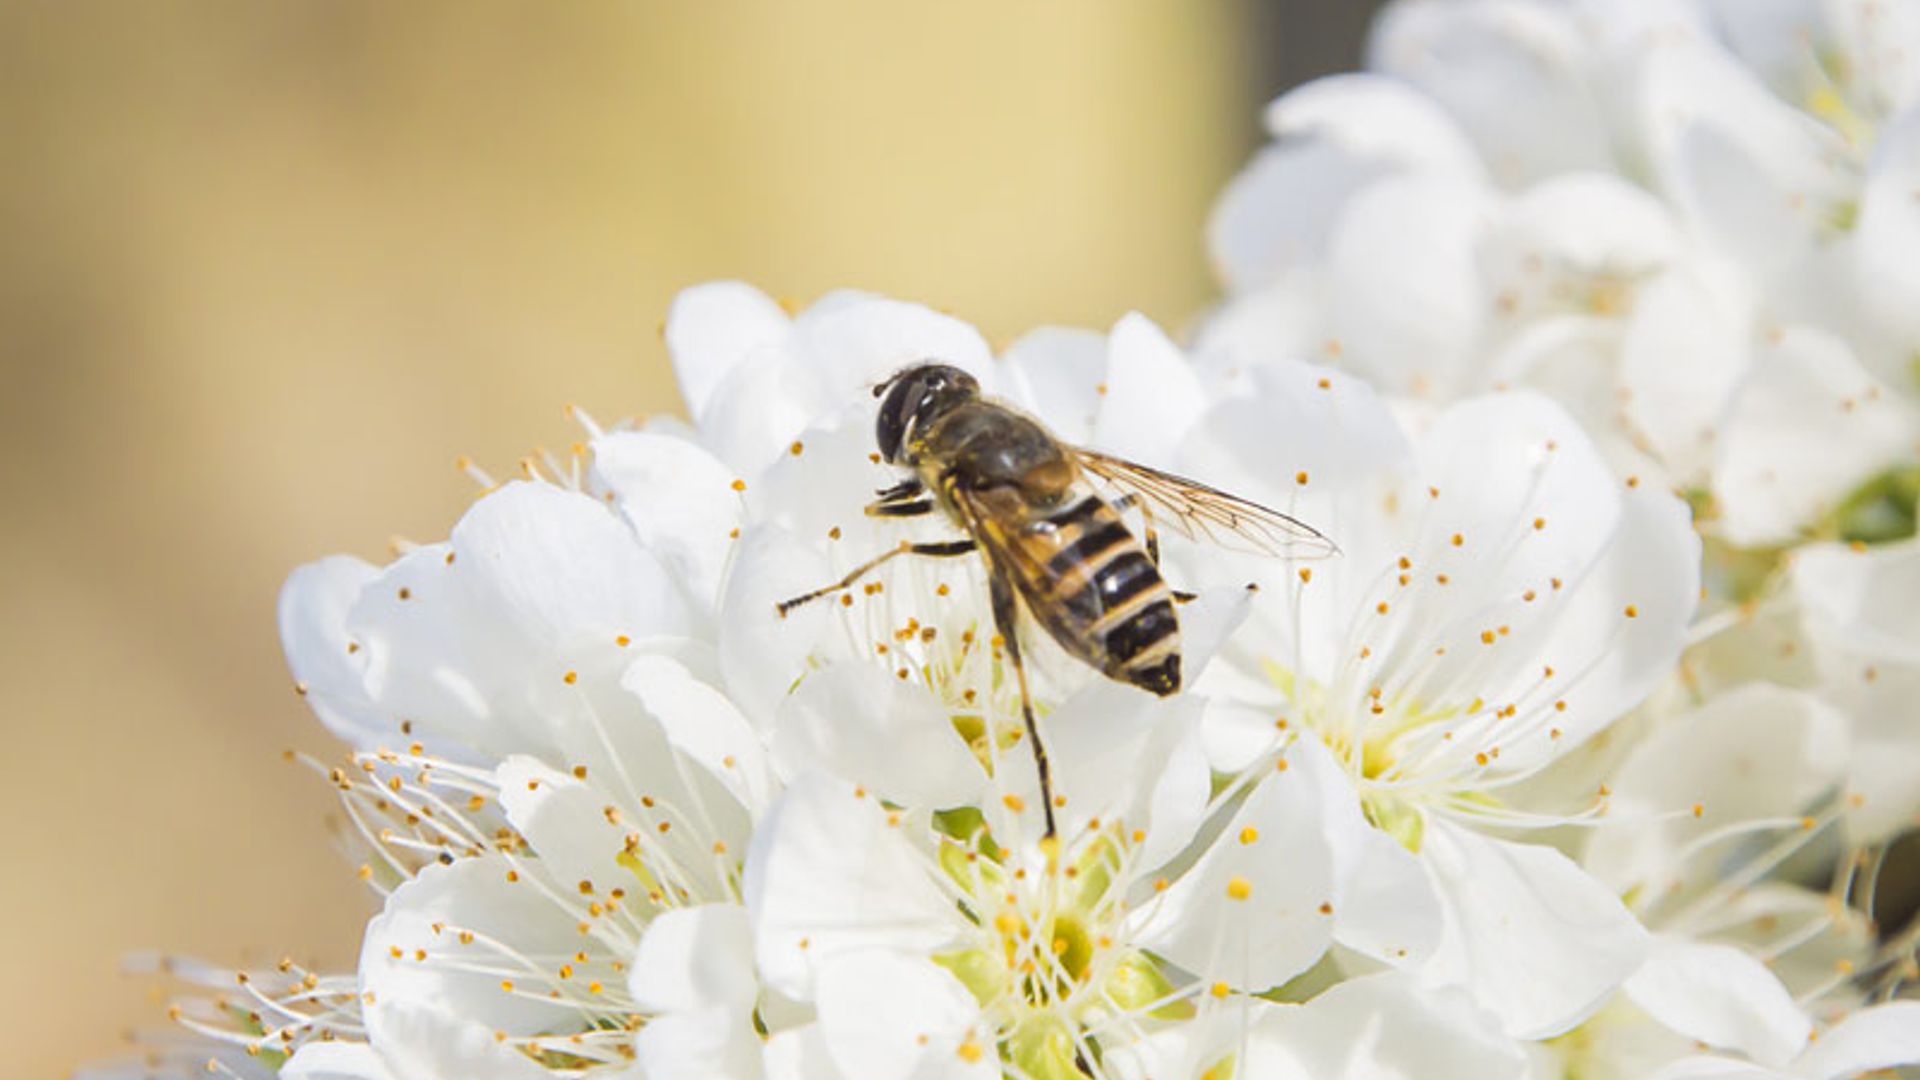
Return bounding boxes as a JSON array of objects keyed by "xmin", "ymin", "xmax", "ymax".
[{"xmin": 777, "ymin": 362, "xmax": 1336, "ymax": 837}]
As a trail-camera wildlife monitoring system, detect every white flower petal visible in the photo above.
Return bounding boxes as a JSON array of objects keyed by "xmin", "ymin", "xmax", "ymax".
[
  {"xmin": 495, "ymin": 753, "xmax": 641, "ymax": 893},
  {"xmin": 717, "ymin": 417, "xmax": 994, "ymax": 725},
  {"xmin": 771, "ymin": 664, "xmax": 985, "ymax": 811},
  {"xmin": 1792, "ymin": 1001, "xmax": 1920, "ymax": 1079},
  {"xmin": 1178, "ymin": 357, "xmax": 1410, "ymax": 506},
  {"xmin": 1210, "ymin": 141, "xmax": 1397, "ymax": 295},
  {"xmin": 815, "ymin": 952, "xmax": 994, "ymax": 1080},
  {"xmin": 696, "ymin": 348, "xmax": 842, "ymax": 479},
  {"xmin": 745, "ymin": 774, "xmax": 963, "ymax": 1000},
  {"xmin": 628, "ymin": 903, "xmax": 758, "ymax": 1014},
  {"xmin": 1243, "ymin": 972, "xmax": 1527, "ymax": 1080},
  {"xmin": 717, "ymin": 525, "xmax": 844, "ymax": 726},
  {"xmin": 1471, "ymin": 485, "xmax": 1699, "ymax": 775},
  {"xmin": 748, "ymin": 410, "xmax": 904, "ymax": 547},
  {"xmin": 1793, "ymin": 540, "xmax": 1920, "ymax": 840},
  {"xmin": 1368, "ymin": 0, "xmax": 1615, "ymax": 184},
  {"xmin": 1833, "ymin": 0, "xmax": 1920, "ymax": 116},
  {"xmin": 541, "ymin": 662, "xmax": 752, "ymax": 892},
  {"xmin": 1649, "ymin": 1058, "xmax": 1789, "ymax": 1080},
  {"xmin": 590, "ymin": 430, "xmax": 745, "ymax": 619},
  {"xmin": 1034, "ymin": 681, "xmax": 1209, "ymax": 866},
  {"xmin": 788, "ymin": 291, "xmax": 995, "ymax": 402},
  {"xmin": 1327, "ymin": 813, "xmax": 1443, "ymax": 969},
  {"xmin": 348, "ymin": 539, "xmax": 530, "ymax": 755},
  {"xmin": 1422, "ymin": 818, "xmax": 1649, "ymax": 1038},
  {"xmin": 1837, "ymin": 715, "xmax": 1920, "ymax": 844},
  {"xmin": 1197, "ymin": 696, "xmax": 1288, "ymax": 775},
  {"xmin": 1173, "ymin": 359, "xmax": 1410, "ymax": 611},
  {"xmin": 1326, "ymin": 173, "xmax": 1497, "ymax": 399},
  {"xmin": 1263, "ymin": 72, "xmax": 1487, "ymax": 179},
  {"xmin": 279, "ymin": 555, "xmax": 394, "ymax": 751},
  {"xmin": 633, "ymin": 1009, "xmax": 765, "ymax": 1080},
  {"xmin": 1176, "ymin": 584, "xmax": 1258, "ymax": 682},
  {"xmin": 1097, "ymin": 1000, "xmax": 1279, "ymax": 1080},
  {"xmin": 667, "ymin": 281, "xmax": 793, "ymax": 428},
  {"xmin": 281, "ymin": 1043, "xmax": 397, "ymax": 1080},
  {"xmin": 999, "ymin": 326, "xmax": 1106, "ymax": 444},
  {"xmin": 1213, "ymin": 68, "xmax": 1487, "ymax": 293},
  {"xmin": 625, "ymin": 906, "xmax": 765, "ymax": 1080},
  {"xmin": 762, "ymin": 1024, "xmax": 841, "ymax": 1080},
  {"xmin": 1715, "ymin": 326, "xmax": 1920, "ymax": 546},
  {"xmin": 1324, "ymin": 397, "xmax": 1695, "ymax": 780},
  {"xmin": 364, "ymin": 1001, "xmax": 555, "ymax": 1080},
  {"xmin": 1582, "ymin": 683, "xmax": 1849, "ymax": 899},
  {"xmin": 623, "ymin": 653, "xmax": 777, "ymax": 818},
  {"xmin": 348, "ymin": 483, "xmax": 693, "ymax": 757},
  {"xmin": 1192, "ymin": 275, "xmax": 1334, "ymax": 379},
  {"xmin": 1632, "ymin": 38, "xmax": 1852, "ymax": 275},
  {"xmin": 1625, "ymin": 934, "xmax": 1811, "ymax": 1065},
  {"xmin": 1704, "ymin": 883, "xmax": 1876, "ymax": 1002},
  {"xmin": 1794, "ymin": 538, "xmax": 1920, "ymax": 666},
  {"xmin": 1130, "ymin": 745, "xmax": 1336, "ymax": 992},
  {"xmin": 1413, "ymin": 392, "xmax": 1621, "ymax": 591},
  {"xmin": 360, "ymin": 857, "xmax": 599, "ymax": 1071},
  {"xmin": 1618, "ymin": 266, "xmax": 1755, "ymax": 484},
  {"xmin": 1236, "ymin": 734, "xmax": 1444, "ymax": 970},
  {"xmin": 1132, "ymin": 722, "xmax": 1215, "ymax": 874},
  {"xmin": 1697, "ymin": 0, "xmax": 1827, "ymax": 98},
  {"xmin": 1484, "ymin": 314, "xmax": 1619, "ymax": 410},
  {"xmin": 1498, "ymin": 171, "xmax": 1679, "ymax": 277},
  {"xmin": 1090, "ymin": 312, "xmax": 1209, "ymax": 468},
  {"xmin": 1853, "ymin": 105, "xmax": 1920, "ymax": 369}
]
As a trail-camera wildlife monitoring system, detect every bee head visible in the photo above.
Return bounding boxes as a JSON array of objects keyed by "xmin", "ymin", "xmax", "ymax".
[{"xmin": 874, "ymin": 363, "xmax": 979, "ymax": 463}]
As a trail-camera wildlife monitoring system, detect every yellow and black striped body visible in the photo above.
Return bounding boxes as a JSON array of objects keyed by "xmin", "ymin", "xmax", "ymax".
[{"xmin": 915, "ymin": 399, "xmax": 1181, "ymax": 697}]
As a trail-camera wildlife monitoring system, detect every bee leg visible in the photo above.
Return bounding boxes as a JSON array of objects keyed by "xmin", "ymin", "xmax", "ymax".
[
  {"xmin": 866, "ymin": 496, "xmax": 935, "ymax": 518},
  {"xmin": 775, "ymin": 539, "xmax": 975, "ymax": 616},
  {"xmin": 866, "ymin": 478, "xmax": 935, "ymax": 518},
  {"xmin": 990, "ymin": 567, "xmax": 1057, "ymax": 839},
  {"xmin": 874, "ymin": 477, "xmax": 924, "ymax": 501},
  {"xmin": 1118, "ymin": 497, "xmax": 1160, "ymax": 566},
  {"xmin": 1135, "ymin": 508, "xmax": 1197, "ymax": 604}
]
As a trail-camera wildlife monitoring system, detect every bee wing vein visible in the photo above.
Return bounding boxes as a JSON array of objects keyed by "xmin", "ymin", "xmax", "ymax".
[{"xmin": 1073, "ymin": 448, "xmax": 1337, "ymax": 559}]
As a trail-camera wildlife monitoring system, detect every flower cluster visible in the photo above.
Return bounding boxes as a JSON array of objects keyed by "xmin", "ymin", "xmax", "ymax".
[{"xmin": 92, "ymin": 2, "xmax": 1920, "ymax": 1079}]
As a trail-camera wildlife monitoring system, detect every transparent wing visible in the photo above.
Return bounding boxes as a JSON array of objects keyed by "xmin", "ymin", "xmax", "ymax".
[{"xmin": 1074, "ymin": 448, "xmax": 1338, "ymax": 559}]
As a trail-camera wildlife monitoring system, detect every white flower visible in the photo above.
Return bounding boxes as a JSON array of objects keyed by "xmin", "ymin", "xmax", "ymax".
[
  {"xmin": 1646, "ymin": 1001, "xmax": 1920, "ymax": 1080},
  {"xmin": 78, "ymin": 954, "xmax": 371, "ymax": 1080},
  {"xmin": 665, "ymin": 281, "xmax": 996, "ymax": 484},
  {"xmin": 113, "ymin": 265, "xmax": 1914, "ymax": 1080},
  {"xmin": 1208, "ymin": 1, "xmax": 1920, "ymax": 550},
  {"xmin": 1163, "ymin": 355, "xmax": 1701, "ymax": 1037},
  {"xmin": 1553, "ymin": 683, "xmax": 1860, "ymax": 1076},
  {"xmin": 741, "ymin": 740, "xmax": 1369, "ymax": 1080},
  {"xmin": 662, "ymin": 290, "xmax": 1393, "ymax": 1076},
  {"xmin": 699, "ymin": 286, "xmax": 1697, "ymax": 1048},
  {"xmin": 1102, "ymin": 972, "xmax": 1526, "ymax": 1080},
  {"xmin": 1672, "ymin": 534, "xmax": 1920, "ymax": 843},
  {"xmin": 1201, "ymin": 17, "xmax": 1920, "ymax": 1062},
  {"xmin": 273, "ymin": 428, "xmax": 775, "ymax": 1076},
  {"xmin": 1791, "ymin": 537, "xmax": 1920, "ymax": 843}
]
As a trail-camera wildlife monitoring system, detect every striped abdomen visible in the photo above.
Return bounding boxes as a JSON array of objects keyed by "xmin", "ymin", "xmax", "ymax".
[{"xmin": 1016, "ymin": 493, "xmax": 1181, "ymax": 697}]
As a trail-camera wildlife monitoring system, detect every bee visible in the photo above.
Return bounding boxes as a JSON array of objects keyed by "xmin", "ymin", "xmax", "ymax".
[{"xmin": 777, "ymin": 363, "xmax": 1335, "ymax": 837}]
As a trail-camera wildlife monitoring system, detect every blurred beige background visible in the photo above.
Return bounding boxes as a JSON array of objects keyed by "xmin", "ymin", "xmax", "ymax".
[{"xmin": 0, "ymin": 3, "xmax": 1387, "ymax": 1075}]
